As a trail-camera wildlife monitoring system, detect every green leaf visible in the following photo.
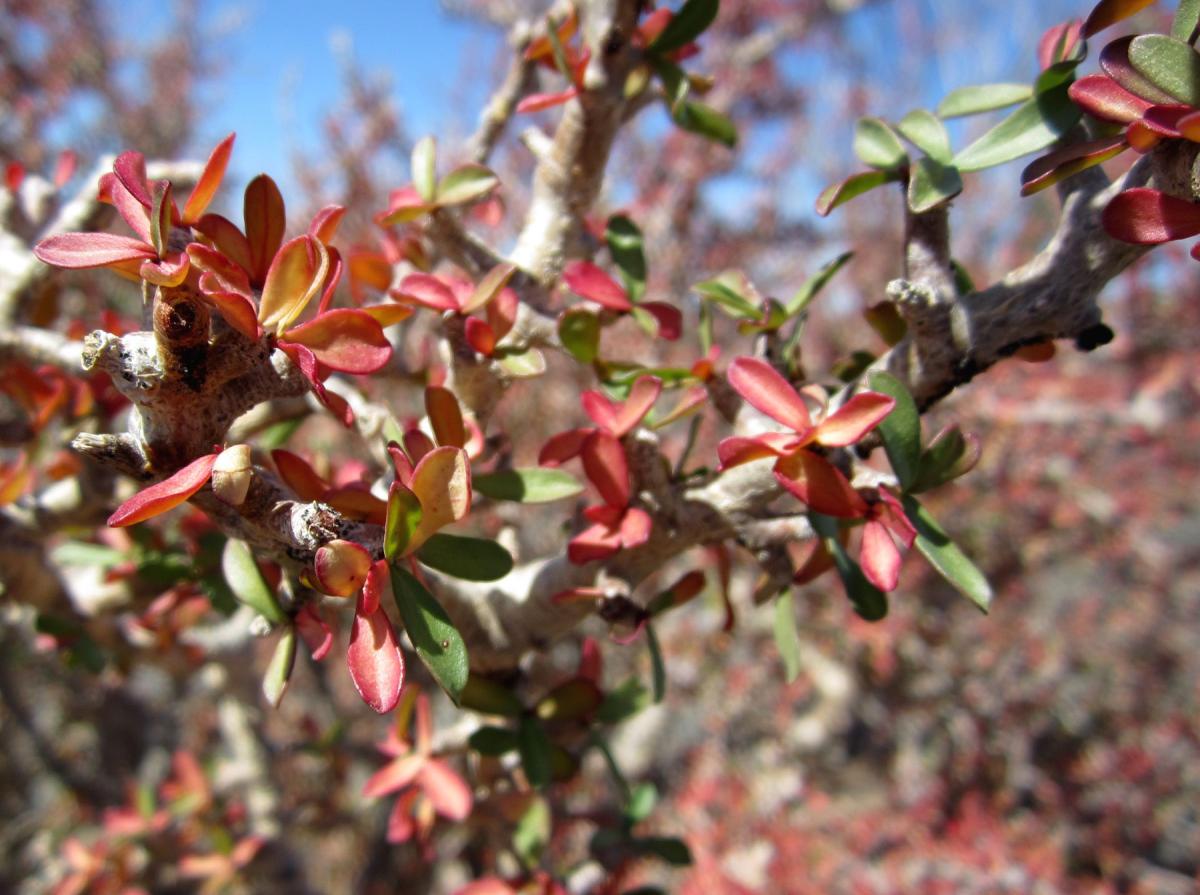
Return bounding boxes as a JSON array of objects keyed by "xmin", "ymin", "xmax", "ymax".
[
  {"xmin": 435, "ymin": 163, "xmax": 498, "ymax": 206},
  {"xmin": 902, "ymin": 496, "xmax": 992, "ymax": 612},
  {"xmin": 867, "ymin": 371, "xmax": 922, "ymax": 491},
  {"xmin": 650, "ymin": 0, "xmax": 719, "ymax": 54},
  {"xmin": 907, "ymin": 157, "xmax": 963, "ymax": 213},
  {"xmin": 474, "ymin": 468, "xmax": 583, "ymax": 503},
  {"xmin": 772, "ymin": 590, "xmax": 801, "ymax": 683},
  {"xmin": 498, "ymin": 348, "xmax": 546, "ymax": 378},
  {"xmin": 221, "ymin": 539, "xmax": 285, "ymax": 624},
  {"xmin": 897, "ymin": 109, "xmax": 952, "ymax": 163},
  {"xmin": 646, "ymin": 624, "xmax": 666, "ymax": 702},
  {"xmin": 951, "ymin": 259, "xmax": 976, "ymax": 296},
  {"xmin": 262, "ymin": 627, "xmax": 296, "ymax": 708},
  {"xmin": 1128, "ymin": 34, "xmax": 1200, "ymax": 106},
  {"xmin": 558, "ymin": 309, "xmax": 601, "ymax": 364},
  {"xmin": 952, "ymin": 83, "xmax": 1081, "ymax": 172},
  {"xmin": 1173, "ymin": 0, "xmax": 1200, "ymax": 40},
  {"xmin": 854, "ymin": 117, "xmax": 909, "ymax": 170},
  {"xmin": 257, "ymin": 417, "xmax": 304, "ymax": 449},
  {"xmin": 536, "ymin": 678, "xmax": 603, "ymax": 721},
  {"xmin": 673, "ymin": 100, "xmax": 738, "ymax": 147},
  {"xmin": 911, "ymin": 425, "xmax": 979, "ymax": 493},
  {"xmin": 815, "ymin": 169, "xmax": 901, "ymax": 216},
  {"xmin": 785, "ymin": 251, "xmax": 853, "ymax": 318},
  {"xmin": 51, "ymin": 541, "xmax": 125, "ymax": 568},
  {"xmin": 810, "ymin": 514, "xmax": 887, "ymax": 621},
  {"xmin": 417, "ymin": 533, "xmax": 514, "ymax": 581},
  {"xmin": 693, "ymin": 270, "xmax": 760, "ymax": 319},
  {"xmin": 517, "ymin": 715, "xmax": 553, "ymax": 789},
  {"xmin": 597, "ymin": 677, "xmax": 651, "ymax": 725},
  {"xmin": 390, "ymin": 564, "xmax": 470, "ymax": 701},
  {"xmin": 631, "ymin": 836, "xmax": 693, "ymax": 866},
  {"xmin": 469, "ymin": 725, "xmax": 520, "ymax": 755},
  {"xmin": 411, "ymin": 136, "xmax": 437, "ymax": 203},
  {"xmin": 460, "ymin": 674, "xmax": 525, "ymax": 716},
  {"xmin": 514, "ymin": 795, "xmax": 552, "ymax": 866},
  {"xmin": 625, "ymin": 782, "xmax": 658, "ymax": 823},
  {"xmin": 606, "ymin": 215, "xmax": 647, "ymax": 302},
  {"xmin": 384, "ymin": 484, "xmax": 422, "ymax": 562},
  {"xmin": 651, "ymin": 57, "xmax": 690, "ymax": 111},
  {"xmin": 937, "ymin": 82, "xmax": 1033, "ymax": 118}
]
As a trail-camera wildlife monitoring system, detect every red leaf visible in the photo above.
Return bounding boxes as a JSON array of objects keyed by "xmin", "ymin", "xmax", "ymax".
[
  {"xmin": 773, "ymin": 450, "xmax": 868, "ymax": 518},
  {"xmin": 1037, "ymin": 19, "xmax": 1082, "ymax": 71},
  {"xmin": 361, "ymin": 559, "xmax": 388, "ymax": 616},
  {"xmin": 538, "ymin": 428, "xmax": 592, "ymax": 466},
  {"xmin": 109, "ymin": 174, "xmax": 153, "ymax": 244},
  {"xmin": 562, "ymin": 261, "xmax": 632, "ymax": 311},
  {"xmin": 34, "ymin": 232, "xmax": 156, "ymax": 269},
  {"xmin": 582, "ymin": 375, "xmax": 662, "ymax": 437},
  {"xmin": 1020, "ymin": 136, "xmax": 1128, "ymax": 197},
  {"xmin": 859, "ymin": 519, "xmax": 902, "ymax": 592},
  {"xmin": 244, "ymin": 173, "xmax": 287, "ymax": 284},
  {"xmin": 726, "ymin": 356, "xmax": 813, "ymax": 433},
  {"xmin": 53, "ymin": 150, "xmax": 77, "ymax": 188},
  {"xmin": 308, "ymin": 204, "xmax": 346, "ymax": 244},
  {"xmin": 108, "ymin": 453, "xmax": 218, "ymax": 527},
  {"xmin": 113, "ymin": 151, "xmax": 152, "ymax": 208},
  {"xmin": 567, "ymin": 521, "xmax": 623, "ymax": 564},
  {"xmin": 716, "ymin": 434, "xmax": 793, "ymax": 469},
  {"xmin": 464, "ymin": 317, "xmax": 497, "ymax": 355},
  {"xmin": 193, "ymin": 213, "xmax": 255, "ymax": 281},
  {"xmin": 1102, "ymin": 187, "xmax": 1200, "ymax": 244},
  {"xmin": 618, "ymin": 506, "xmax": 652, "ymax": 548},
  {"xmin": 392, "ymin": 273, "xmax": 460, "ymax": 311},
  {"xmin": 182, "ymin": 132, "xmax": 235, "ymax": 223},
  {"xmin": 581, "ymin": 430, "xmax": 630, "ymax": 509},
  {"xmin": 1082, "ymin": 0, "xmax": 1155, "ymax": 38},
  {"xmin": 281, "ymin": 309, "xmax": 392, "ymax": 374},
  {"xmin": 1068, "ymin": 75, "xmax": 1153, "ymax": 124},
  {"xmin": 426, "ymin": 385, "xmax": 466, "ymax": 448},
  {"xmin": 639, "ymin": 302, "xmax": 683, "ymax": 340},
  {"xmin": 487, "ymin": 286, "xmax": 519, "ymax": 342},
  {"xmin": 314, "ymin": 539, "xmax": 372, "ymax": 597},
  {"xmin": 190, "ymin": 243, "xmax": 253, "ymax": 296},
  {"xmin": 378, "ymin": 186, "xmax": 437, "ymax": 226},
  {"xmin": 296, "ymin": 605, "xmax": 333, "ymax": 660},
  {"xmin": 1139, "ymin": 104, "xmax": 1193, "ymax": 137},
  {"xmin": 5, "ymin": 161, "xmax": 24, "ymax": 192},
  {"xmin": 363, "ymin": 753, "xmax": 425, "ymax": 799},
  {"xmin": 197, "ymin": 277, "xmax": 261, "ymax": 340},
  {"xmin": 813, "ymin": 391, "xmax": 895, "ymax": 447},
  {"xmin": 347, "ymin": 593, "xmax": 405, "ymax": 714}
]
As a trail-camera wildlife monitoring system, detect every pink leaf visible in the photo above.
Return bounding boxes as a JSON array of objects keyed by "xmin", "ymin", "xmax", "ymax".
[
  {"xmin": 516, "ymin": 87, "xmax": 581, "ymax": 114},
  {"xmin": 386, "ymin": 790, "xmax": 419, "ymax": 842},
  {"xmin": 363, "ymin": 752, "xmax": 425, "ymax": 799},
  {"xmin": 392, "ymin": 273, "xmax": 461, "ymax": 311},
  {"xmin": 347, "ymin": 593, "xmax": 405, "ymax": 714},
  {"xmin": 281, "ymin": 309, "xmax": 392, "ymax": 374},
  {"xmin": 582, "ymin": 376, "xmax": 662, "ymax": 437},
  {"xmin": 726, "ymin": 356, "xmax": 813, "ymax": 433},
  {"xmin": 296, "ymin": 605, "xmax": 333, "ymax": 661},
  {"xmin": 813, "ymin": 392, "xmax": 895, "ymax": 447},
  {"xmin": 581, "ymin": 430, "xmax": 630, "ymax": 509},
  {"xmin": 378, "ymin": 185, "xmax": 437, "ymax": 226},
  {"xmin": 53, "ymin": 150, "xmax": 77, "ymax": 188},
  {"xmin": 34, "ymin": 232, "xmax": 155, "ymax": 269},
  {"xmin": 567, "ymin": 521, "xmax": 623, "ymax": 564},
  {"xmin": 308, "ymin": 204, "xmax": 346, "ymax": 244},
  {"xmin": 1037, "ymin": 18, "xmax": 1082, "ymax": 71},
  {"xmin": 639, "ymin": 302, "xmax": 683, "ymax": 340},
  {"xmin": 860, "ymin": 519, "xmax": 902, "ymax": 592},
  {"xmin": 773, "ymin": 450, "xmax": 869, "ymax": 518},
  {"xmin": 113, "ymin": 151, "xmax": 152, "ymax": 207},
  {"xmin": 108, "ymin": 453, "xmax": 218, "ymax": 527},
  {"xmin": 361, "ymin": 559, "xmax": 389, "ymax": 616},
  {"xmin": 562, "ymin": 261, "xmax": 632, "ymax": 311},
  {"xmin": 1102, "ymin": 188, "xmax": 1200, "ymax": 244},
  {"xmin": 418, "ymin": 758, "xmax": 473, "ymax": 820},
  {"xmin": 618, "ymin": 506, "xmax": 652, "ymax": 548}
]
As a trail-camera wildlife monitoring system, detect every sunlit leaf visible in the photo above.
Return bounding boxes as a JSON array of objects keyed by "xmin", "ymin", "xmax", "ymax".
[
  {"xmin": 258, "ymin": 235, "xmax": 329, "ymax": 334},
  {"xmin": 34, "ymin": 232, "xmax": 156, "ymax": 269},
  {"xmin": 907, "ymin": 156, "xmax": 963, "ymax": 213},
  {"xmin": 952, "ymin": 83, "xmax": 1080, "ymax": 172},
  {"xmin": 408, "ymin": 446, "xmax": 471, "ymax": 553},
  {"xmin": 182, "ymin": 132, "xmax": 235, "ymax": 223},
  {"xmin": 498, "ymin": 347, "xmax": 546, "ymax": 378},
  {"xmin": 425, "ymin": 386, "xmax": 466, "ymax": 448},
  {"xmin": 281, "ymin": 309, "xmax": 392, "ymax": 373},
  {"xmin": 558, "ymin": 309, "xmax": 601, "ymax": 363},
  {"xmin": 693, "ymin": 269, "xmax": 760, "ymax": 318},
  {"xmin": 562, "ymin": 260, "xmax": 631, "ymax": 311},
  {"xmin": 775, "ymin": 451, "xmax": 868, "ymax": 519},
  {"xmin": 108, "ymin": 453, "xmax": 218, "ymax": 527},
  {"xmin": 1083, "ymin": 0, "xmax": 1155, "ymax": 37},
  {"xmin": 773, "ymin": 591, "xmax": 802, "ymax": 683},
  {"xmin": 937, "ymin": 82, "xmax": 1032, "ymax": 118},
  {"xmin": 1020, "ymin": 135, "xmax": 1127, "ymax": 196},
  {"xmin": 347, "ymin": 592, "xmax": 406, "ymax": 713},
  {"xmin": 461, "ymin": 262, "xmax": 517, "ymax": 315},
  {"xmin": 262, "ymin": 627, "xmax": 296, "ymax": 708},
  {"xmin": 581, "ymin": 431, "xmax": 630, "ymax": 509},
  {"xmin": 411, "ymin": 135, "xmax": 437, "ymax": 202},
  {"xmin": 897, "ymin": 109, "xmax": 952, "ymax": 163},
  {"xmin": 815, "ymin": 169, "xmax": 900, "ymax": 216},
  {"xmin": 1068, "ymin": 74, "xmax": 1153, "ymax": 123},
  {"xmin": 243, "ymin": 174, "xmax": 286, "ymax": 284},
  {"xmin": 221, "ymin": 538, "xmax": 285, "ymax": 624},
  {"xmin": 473, "ymin": 468, "xmax": 583, "ymax": 503},
  {"xmin": 1173, "ymin": 0, "xmax": 1200, "ymax": 39},
  {"xmin": 436, "ymin": 164, "xmax": 499, "ymax": 206},
  {"xmin": 902, "ymin": 495, "xmax": 992, "ymax": 612},
  {"xmin": 727, "ymin": 356, "xmax": 812, "ymax": 433},
  {"xmin": 854, "ymin": 117, "xmax": 909, "ymax": 170},
  {"xmin": 1100, "ymin": 36, "xmax": 1180, "ymax": 105},
  {"xmin": 1128, "ymin": 34, "xmax": 1200, "ymax": 106}
]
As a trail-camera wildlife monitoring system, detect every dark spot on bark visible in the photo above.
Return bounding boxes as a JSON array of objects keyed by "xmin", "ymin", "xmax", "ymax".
[{"xmin": 1074, "ymin": 322, "xmax": 1114, "ymax": 352}]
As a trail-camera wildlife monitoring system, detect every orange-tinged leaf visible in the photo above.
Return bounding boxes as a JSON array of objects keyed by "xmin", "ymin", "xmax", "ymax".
[
  {"xmin": 408, "ymin": 446, "xmax": 472, "ymax": 552},
  {"xmin": 308, "ymin": 204, "xmax": 346, "ymax": 244},
  {"xmin": 190, "ymin": 243, "xmax": 253, "ymax": 296},
  {"xmin": 460, "ymin": 262, "xmax": 516, "ymax": 315},
  {"xmin": 392, "ymin": 273, "xmax": 460, "ymax": 311},
  {"xmin": 324, "ymin": 485, "xmax": 388, "ymax": 524},
  {"xmin": 108, "ymin": 453, "xmax": 218, "ymax": 527},
  {"xmin": 525, "ymin": 9, "xmax": 578, "ymax": 61},
  {"xmin": 182, "ymin": 132, "xmax": 234, "ymax": 223},
  {"xmin": 193, "ymin": 213, "xmax": 255, "ymax": 280},
  {"xmin": 280, "ymin": 308, "xmax": 392, "ymax": 373},
  {"xmin": 350, "ymin": 251, "xmax": 394, "ymax": 293},
  {"xmin": 198, "ymin": 279, "xmax": 261, "ymax": 340},
  {"xmin": 464, "ymin": 317, "xmax": 497, "ymax": 355},
  {"xmin": 813, "ymin": 392, "xmax": 895, "ymax": 447},
  {"xmin": 361, "ymin": 559, "xmax": 389, "ymax": 615},
  {"xmin": 1083, "ymin": 0, "xmax": 1155, "ymax": 37},
  {"xmin": 426, "ymin": 386, "xmax": 465, "ymax": 448},
  {"xmin": 774, "ymin": 451, "xmax": 868, "ymax": 518},
  {"xmin": 258, "ymin": 235, "xmax": 329, "ymax": 334},
  {"xmin": 271, "ymin": 449, "xmax": 329, "ymax": 500},
  {"xmin": 347, "ymin": 593, "xmax": 405, "ymax": 714},
  {"xmin": 361, "ymin": 303, "xmax": 414, "ymax": 327},
  {"xmin": 378, "ymin": 185, "xmax": 437, "ymax": 225},
  {"xmin": 244, "ymin": 173, "xmax": 286, "ymax": 283},
  {"xmin": 727, "ymin": 356, "xmax": 813, "ymax": 433},
  {"xmin": 314, "ymin": 539, "xmax": 372, "ymax": 597},
  {"xmin": 0, "ymin": 454, "xmax": 31, "ymax": 506},
  {"xmin": 138, "ymin": 253, "xmax": 190, "ymax": 287}
]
